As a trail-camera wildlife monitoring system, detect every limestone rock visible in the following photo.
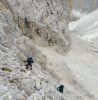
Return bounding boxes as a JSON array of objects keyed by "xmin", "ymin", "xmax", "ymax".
[
  {"xmin": 0, "ymin": 0, "xmax": 96, "ymax": 100},
  {"xmin": 72, "ymin": 0, "xmax": 98, "ymax": 13}
]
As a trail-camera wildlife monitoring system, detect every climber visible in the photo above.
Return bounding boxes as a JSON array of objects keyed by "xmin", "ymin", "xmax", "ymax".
[
  {"xmin": 24, "ymin": 57, "xmax": 34, "ymax": 70},
  {"xmin": 57, "ymin": 84, "xmax": 64, "ymax": 93}
]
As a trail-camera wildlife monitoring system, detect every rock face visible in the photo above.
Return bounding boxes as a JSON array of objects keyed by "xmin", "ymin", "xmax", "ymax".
[
  {"xmin": 70, "ymin": 0, "xmax": 98, "ymax": 22},
  {"xmin": 0, "ymin": 0, "xmax": 72, "ymax": 53},
  {"xmin": 4, "ymin": 0, "xmax": 71, "ymax": 33},
  {"xmin": 0, "ymin": 0, "xmax": 96, "ymax": 100},
  {"xmin": 72, "ymin": 0, "xmax": 98, "ymax": 13}
]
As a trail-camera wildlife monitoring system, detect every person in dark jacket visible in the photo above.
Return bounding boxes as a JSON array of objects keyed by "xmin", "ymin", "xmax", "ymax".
[
  {"xmin": 24, "ymin": 57, "xmax": 34, "ymax": 70},
  {"xmin": 57, "ymin": 84, "xmax": 64, "ymax": 93}
]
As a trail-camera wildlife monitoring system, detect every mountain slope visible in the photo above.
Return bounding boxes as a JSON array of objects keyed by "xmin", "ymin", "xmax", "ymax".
[
  {"xmin": 68, "ymin": 9, "xmax": 98, "ymax": 99},
  {"xmin": 0, "ymin": 0, "xmax": 97, "ymax": 100}
]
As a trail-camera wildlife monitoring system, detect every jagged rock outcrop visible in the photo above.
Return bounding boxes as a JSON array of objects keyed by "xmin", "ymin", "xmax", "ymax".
[
  {"xmin": 69, "ymin": 0, "xmax": 98, "ymax": 22},
  {"xmin": 0, "ymin": 0, "xmax": 72, "ymax": 54}
]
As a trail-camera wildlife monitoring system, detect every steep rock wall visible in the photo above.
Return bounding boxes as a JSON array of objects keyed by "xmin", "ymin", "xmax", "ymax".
[{"xmin": 1, "ymin": 0, "xmax": 72, "ymax": 53}]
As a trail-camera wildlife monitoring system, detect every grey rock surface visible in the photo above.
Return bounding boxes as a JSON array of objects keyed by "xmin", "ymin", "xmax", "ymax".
[
  {"xmin": 72, "ymin": 0, "xmax": 98, "ymax": 13},
  {"xmin": 0, "ymin": 0, "xmax": 97, "ymax": 100}
]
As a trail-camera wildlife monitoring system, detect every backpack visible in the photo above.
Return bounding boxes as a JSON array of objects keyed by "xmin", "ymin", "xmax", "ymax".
[
  {"xmin": 57, "ymin": 85, "xmax": 64, "ymax": 93},
  {"xmin": 27, "ymin": 57, "xmax": 34, "ymax": 64}
]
